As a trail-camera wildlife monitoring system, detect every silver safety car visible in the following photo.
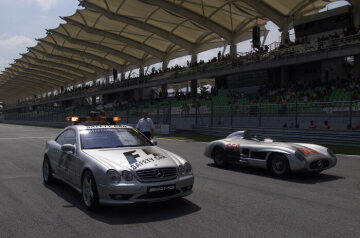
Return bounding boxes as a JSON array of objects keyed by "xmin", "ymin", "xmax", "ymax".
[
  {"xmin": 204, "ymin": 131, "xmax": 337, "ymax": 178},
  {"xmin": 42, "ymin": 120, "xmax": 194, "ymax": 210}
]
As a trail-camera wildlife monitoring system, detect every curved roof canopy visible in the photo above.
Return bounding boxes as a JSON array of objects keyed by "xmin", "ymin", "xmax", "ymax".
[{"xmin": 0, "ymin": 0, "xmax": 342, "ymax": 103}]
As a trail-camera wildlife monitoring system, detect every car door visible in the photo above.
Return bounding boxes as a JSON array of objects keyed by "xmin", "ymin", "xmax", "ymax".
[
  {"xmin": 63, "ymin": 129, "xmax": 83, "ymax": 187},
  {"xmin": 58, "ymin": 129, "xmax": 77, "ymax": 183},
  {"xmin": 51, "ymin": 131, "xmax": 68, "ymax": 176}
]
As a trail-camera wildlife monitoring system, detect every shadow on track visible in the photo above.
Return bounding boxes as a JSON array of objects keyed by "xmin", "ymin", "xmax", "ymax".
[
  {"xmin": 207, "ymin": 163, "xmax": 344, "ymax": 184},
  {"xmin": 44, "ymin": 180, "xmax": 201, "ymax": 225}
]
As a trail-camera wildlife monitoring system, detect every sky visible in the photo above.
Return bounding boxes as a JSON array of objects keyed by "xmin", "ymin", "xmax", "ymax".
[{"xmin": 0, "ymin": 0, "xmax": 351, "ymax": 74}]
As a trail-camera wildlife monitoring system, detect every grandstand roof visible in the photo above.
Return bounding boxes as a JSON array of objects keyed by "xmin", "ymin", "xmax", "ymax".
[{"xmin": 0, "ymin": 0, "xmax": 343, "ymax": 103}]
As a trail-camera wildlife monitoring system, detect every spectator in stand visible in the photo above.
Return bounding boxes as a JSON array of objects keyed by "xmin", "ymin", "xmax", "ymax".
[
  {"xmin": 309, "ymin": 120, "xmax": 317, "ymax": 129},
  {"xmin": 320, "ymin": 120, "xmax": 330, "ymax": 129}
]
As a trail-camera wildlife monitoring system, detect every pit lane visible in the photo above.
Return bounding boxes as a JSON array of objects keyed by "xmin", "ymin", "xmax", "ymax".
[{"xmin": 0, "ymin": 124, "xmax": 359, "ymax": 238}]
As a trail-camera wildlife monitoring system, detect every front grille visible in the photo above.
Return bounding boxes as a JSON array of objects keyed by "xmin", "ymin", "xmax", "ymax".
[
  {"xmin": 310, "ymin": 159, "xmax": 330, "ymax": 169},
  {"xmin": 136, "ymin": 167, "xmax": 177, "ymax": 182}
]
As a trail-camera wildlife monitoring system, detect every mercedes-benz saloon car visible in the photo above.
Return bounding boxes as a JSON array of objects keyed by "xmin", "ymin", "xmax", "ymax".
[
  {"xmin": 42, "ymin": 121, "xmax": 194, "ymax": 210},
  {"xmin": 204, "ymin": 131, "xmax": 337, "ymax": 178}
]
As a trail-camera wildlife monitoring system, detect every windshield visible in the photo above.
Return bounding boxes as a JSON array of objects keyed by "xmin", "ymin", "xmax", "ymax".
[{"xmin": 80, "ymin": 128, "xmax": 152, "ymax": 149}]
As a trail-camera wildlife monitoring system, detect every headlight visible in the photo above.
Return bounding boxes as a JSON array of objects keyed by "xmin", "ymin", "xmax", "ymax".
[
  {"xmin": 179, "ymin": 163, "xmax": 192, "ymax": 176},
  {"xmin": 106, "ymin": 169, "xmax": 121, "ymax": 183},
  {"xmin": 178, "ymin": 165, "xmax": 185, "ymax": 176},
  {"xmin": 327, "ymin": 149, "xmax": 336, "ymax": 158},
  {"xmin": 184, "ymin": 162, "xmax": 193, "ymax": 175},
  {"xmin": 122, "ymin": 170, "xmax": 134, "ymax": 181},
  {"xmin": 295, "ymin": 151, "xmax": 305, "ymax": 161}
]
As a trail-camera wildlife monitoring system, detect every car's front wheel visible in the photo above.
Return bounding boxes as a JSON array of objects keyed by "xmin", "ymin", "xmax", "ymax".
[
  {"xmin": 269, "ymin": 154, "xmax": 290, "ymax": 178},
  {"xmin": 81, "ymin": 171, "xmax": 99, "ymax": 210},
  {"xmin": 43, "ymin": 156, "xmax": 54, "ymax": 185},
  {"xmin": 213, "ymin": 147, "xmax": 228, "ymax": 167}
]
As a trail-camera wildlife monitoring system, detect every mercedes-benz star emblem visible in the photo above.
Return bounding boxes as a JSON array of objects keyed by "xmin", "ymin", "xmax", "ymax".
[{"xmin": 155, "ymin": 169, "xmax": 164, "ymax": 178}]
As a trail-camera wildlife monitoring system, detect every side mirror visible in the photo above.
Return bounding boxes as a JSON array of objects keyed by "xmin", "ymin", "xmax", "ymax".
[
  {"xmin": 151, "ymin": 140, "xmax": 158, "ymax": 146},
  {"xmin": 61, "ymin": 144, "xmax": 75, "ymax": 154}
]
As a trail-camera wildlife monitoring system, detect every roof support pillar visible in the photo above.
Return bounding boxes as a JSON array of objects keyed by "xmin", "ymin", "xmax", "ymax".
[
  {"xmin": 353, "ymin": 4, "xmax": 360, "ymax": 26},
  {"xmin": 91, "ymin": 95, "xmax": 97, "ymax": 106},
  {"xmin": 280, "ymin": 28, "xmax": 290, "ymax": 45},
  {"xmin": 191, "ymin": 54, "xmax": 197, "ymax": 66},
  {"xmin": 162, "ymin": 60, "xmax": 169, "ymax": 71},
  {"xmin": 280, "ymin": 66, "xmax": 290, "ymax": 88},
  {"xmin": 229, "ymin": 42, "xmax": 237, "ymax": 60},
  {"xmin": 280, "ymin": 18, "xmax": 291, "ymax": 45},
  {"xmin": 191, "ymin": 79, "xmax": 197, "ymax": 98},
  {"xmin": 120, "ymin": 71, "xmax": 125, "ymax": 81},
  {"xmin": 354, "ymin": 55, "xmax": 360, "ymax": 78},
  {"xmin": 139, "ymin": 66, "xmax": 144, "ymax": 77},
  {"xmin": 161, "ymin": 83, "xmax": 168, "ymax": 98}
]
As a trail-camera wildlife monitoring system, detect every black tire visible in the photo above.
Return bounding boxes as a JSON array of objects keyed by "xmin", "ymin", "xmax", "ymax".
[
  {"xmin": 43, "ymin": 156, "xmax": 54, "ymax": 185},
  {"xmin": 81, "ymin": 170, "xmax": 99, "ymax": 210},
  {"xmin": 269, "ymin": 154, "xmax": 290, "ymax": 178},
  {"xmin": 213, "ymin": 147, "xmax": 228, "ymax": 167}
]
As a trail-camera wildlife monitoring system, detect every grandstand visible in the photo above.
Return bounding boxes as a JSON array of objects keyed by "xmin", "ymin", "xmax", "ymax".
[{"xmin": 1, "ymin": 0, "xmax": 360, "ymax": 132}]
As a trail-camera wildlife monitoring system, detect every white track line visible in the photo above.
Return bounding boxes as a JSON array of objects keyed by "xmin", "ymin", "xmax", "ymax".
[
  {"xmin": 0, "ymin": 136, "xmax": 54, "ymax": 140},
  {"xmin": 336, "ymin": 154, "xmax": 360, "ymax": 158}
]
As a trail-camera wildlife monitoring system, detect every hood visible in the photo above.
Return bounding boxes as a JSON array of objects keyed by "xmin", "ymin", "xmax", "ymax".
[{"xmin": 83, "ymin": 146, "xmax": 181, "ymax": 171}]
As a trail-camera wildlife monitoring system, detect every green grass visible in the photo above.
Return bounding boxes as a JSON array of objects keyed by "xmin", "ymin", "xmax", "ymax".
[
  {"xmin": 323, "ymin": 145, "xmax": 360, "ymax": 156},
  {"xmin": 156, "ymin": 131, "xmax": 360, "ymax": 155}
]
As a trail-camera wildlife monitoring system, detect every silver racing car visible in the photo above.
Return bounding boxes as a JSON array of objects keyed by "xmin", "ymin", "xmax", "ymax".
[
  {"xmin": 204, "ymin": 131, "xmax": 337, "ymax": 178},
  {"xmin": 42, "ymin": 120, "xmax": 194, "ymax": 210}
]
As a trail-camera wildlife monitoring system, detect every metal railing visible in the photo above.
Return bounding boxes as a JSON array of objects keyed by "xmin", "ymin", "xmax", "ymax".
[{"xmin": 4, "ymin": 99, "xmax": 360, "ymax": 131}]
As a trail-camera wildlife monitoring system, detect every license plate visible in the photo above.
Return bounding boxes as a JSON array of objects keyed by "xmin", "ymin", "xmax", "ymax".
[{"xmin": 148, "ymin": 184, "xmax": 175, "ymax": 193}]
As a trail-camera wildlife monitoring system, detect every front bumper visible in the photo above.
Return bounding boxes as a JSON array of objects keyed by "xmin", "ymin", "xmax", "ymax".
[
  {"xmin": 289, "ymin": 156, "xmax": 337, "ymax": 172},
  {"xmin": 97, "ymin": 175, "xmax": 194, "ymax": 205}
]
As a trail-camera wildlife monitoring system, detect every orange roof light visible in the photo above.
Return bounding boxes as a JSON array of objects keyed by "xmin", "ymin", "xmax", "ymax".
[
  {"xmin": 72, "ymin": 117, "xmax": 79, "ymax": 122},
  {"xmin": 67, "ymin": 117, "xmax": 79, "ymax": 122},
  {"xmin": 113, "ymin": 116, "xmax": 121, "ymax": 122}
]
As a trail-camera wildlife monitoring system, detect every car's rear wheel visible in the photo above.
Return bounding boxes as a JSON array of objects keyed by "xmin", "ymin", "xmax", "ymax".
[
  {"xmin": 43, "ymin": 156, "xmax": 54, "ymax": 185},
  {"xmin": 269, "ymin": 154, "xmax": 290, "ymax": 178},
  {"xmin": 81, "ymin": 171, "xmax": 99, "ymax": 210},
  {"xmin": 213, "ymin": 147, "xmax": 228, "ymax": 167}
]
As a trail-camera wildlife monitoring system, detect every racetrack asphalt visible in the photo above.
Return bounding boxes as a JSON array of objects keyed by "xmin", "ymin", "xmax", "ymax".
[{"xmin": 0, "ymin": 123, "xmax": 359, "ymax": 238}]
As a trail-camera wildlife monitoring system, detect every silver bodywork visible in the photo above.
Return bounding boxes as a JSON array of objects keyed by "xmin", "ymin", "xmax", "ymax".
[
  {"xmin": 45, "ymin": 125, "xmax": 194, "ymax": 205},
  {"xmin": 204, "ymin": 131, "xmax": 337, "ymax": 172}
]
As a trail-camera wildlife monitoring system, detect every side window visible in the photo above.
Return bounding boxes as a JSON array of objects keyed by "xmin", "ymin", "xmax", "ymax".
[
  {"xmin": 55, "ymin": 131, "xmax": 67, "ymax": 145},
  {"xmin": 55, "ymin": 130, "xmax": 76, "ymax": 145},
  {"xmin": 63, "ymin": 130, "xmax": 76, "ymax": 145}
]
